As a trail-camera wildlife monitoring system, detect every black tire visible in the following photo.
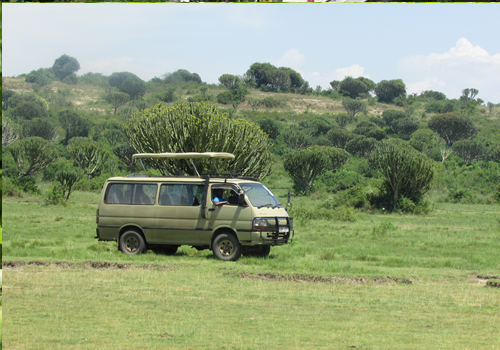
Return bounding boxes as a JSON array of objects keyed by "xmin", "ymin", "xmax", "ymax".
[
  {"xmin": 243, "ymin": 245, "xmax": 271, "ymax": 258},
  {"xmin": 119, "ymin": 230, "xmax": 146, "ymax": 255},
  {"xmin": 212, "ymin": 233, "xmax": 242, "ymax": 261},
  {"xmin": 153, "ymin": 245, "xmax": 178, "ymax": 255}
]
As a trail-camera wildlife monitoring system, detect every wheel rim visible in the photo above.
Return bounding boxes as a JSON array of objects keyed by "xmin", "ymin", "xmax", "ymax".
[
  {"xmin": 217, "ymin": 239, "xmax": 234, "ymax": 256},
  {"xmin": 125, "ymin": 236, "xmax": 139, "ymax": 253}
]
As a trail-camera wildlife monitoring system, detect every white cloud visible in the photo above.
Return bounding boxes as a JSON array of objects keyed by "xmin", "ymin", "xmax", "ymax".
[
  {"xmin": 399, "ymin": 38, "xmax": 500, "ymax": 102},
  {"xmin": 332, "ymin": 64, "xmax": 370, "ymax": 81},
  {"xmin": 271, "ymin": 49, "xmax": 306, "ymax": 69}
]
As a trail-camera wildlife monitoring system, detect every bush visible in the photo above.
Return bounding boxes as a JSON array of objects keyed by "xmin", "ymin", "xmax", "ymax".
[
  {"xmin": 317, "ymin": 170, "xmax": 363, "ymax": 193},
  {"xmin": 12, "ymin": 176, "xmax": 41, "ymax": 195},
  {"xmin": 44, "ymin": 183, "xmax": 67, "ymax": 206},
  {"xmin": 73, "ymin": 173, "xmax": 109, "ymax": 193},
  {"xmin": 321, "ymin": 186, "xmax": 371, "ymax": 210},
  {"xmin": 2, "ymin": 177, "xmax": 23, "ymax": 197},
  {"xmin": 260, "ymin": 96, "xmax": 287, "ymax": 109},
  {"xmin": 447, "ymin": 188, "xmax": 477, "ymax": 204}
]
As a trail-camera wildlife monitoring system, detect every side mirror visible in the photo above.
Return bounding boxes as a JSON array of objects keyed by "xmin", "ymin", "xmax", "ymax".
[{"xmin": 238, "ymin": 193, "xmax": 247, "ymax": 206}]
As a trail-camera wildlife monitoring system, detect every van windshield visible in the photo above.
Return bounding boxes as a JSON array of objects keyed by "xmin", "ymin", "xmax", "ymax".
[{"xmin": 240, "ymin": 183, "xmax": 283, "ymax": 209}]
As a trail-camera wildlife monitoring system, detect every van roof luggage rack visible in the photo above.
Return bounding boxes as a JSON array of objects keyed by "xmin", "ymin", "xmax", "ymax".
[{"xmin": 131, "ymin": 152, "xmax": 235, "ymax": 177}]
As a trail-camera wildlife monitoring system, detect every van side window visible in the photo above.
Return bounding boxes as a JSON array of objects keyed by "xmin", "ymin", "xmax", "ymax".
[
  {"xmin": 132, "ymin": 184, "xmax": 157, "ymax": 205},
  {"xmin": 159, "ymin": 184, "xmax": 203, "ymax": 206},
  {"xmin": 106, "ymin": 183, "xmax": 157, "ymax": 205}
]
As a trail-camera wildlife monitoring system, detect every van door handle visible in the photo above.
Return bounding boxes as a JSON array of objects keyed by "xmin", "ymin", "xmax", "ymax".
[{"xmin": 209, "ymin": 208, "xmax": 216, "ymax": 211}]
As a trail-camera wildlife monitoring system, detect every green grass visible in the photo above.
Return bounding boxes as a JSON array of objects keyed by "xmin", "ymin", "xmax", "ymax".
[{"xmin": 2, "ymin": 194, "xmax": 500, "ymax": 349}]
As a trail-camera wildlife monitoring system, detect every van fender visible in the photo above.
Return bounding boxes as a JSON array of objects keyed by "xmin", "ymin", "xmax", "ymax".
[{"xmin": 210, "ymin": 225, "xmax": 239, "ymax": 248}]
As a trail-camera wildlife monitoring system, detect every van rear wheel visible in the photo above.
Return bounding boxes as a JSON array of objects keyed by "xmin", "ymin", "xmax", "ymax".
[
  {"xmin": 212, "ymin": 233, "xmax": 242, "ymax": 261},
  {"xmin": 119, "ymin": 230, "xmax": 146, "ymax": 255}
]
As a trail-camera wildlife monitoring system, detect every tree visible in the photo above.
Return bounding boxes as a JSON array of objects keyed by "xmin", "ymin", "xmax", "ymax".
[
  {"xmin": 248, "ymin": 98, "xmax": 261, "ymax": 111},
  {"xmin": 158, "ymin": 87, "xmax": 177, "ymax": 104},
  {"xmin": 326, "ymin": 128, "xmax": 355, "ymax": 149},
  {"xmin": 122, "ymin": 102, "xmax": 271, "ymax": 177},
  {"xmin": 59, "ymin": 110, "xmax": 92, "ymax": 145},
  {"xmin": 283, "ymin": 149, "xmax": 330, "ymax": 194},
  {"xmin": 374, "ymin": 79, "xmax": 406, "ymax": 103},
  {"xmin": 108, "ymin": 72, "xmax": 146, "ymax": 100},
  {"xmin": 335, "ymin": 112, "xmax": 350, "ymax": 128},
  {"xmin": 345, "ymin": 135, "xmax": 377, "ymax": 157},
  {"xmin": 3, "ymin": 90, "xmax": 17, "ymax": 110},
  {"xmin": 428, "ymin": 113, "xmax": 477, "ymax": 147},
  {"xmin": 266, "ymin": 69, "xmax": 291, "ymax": 91},
  {"xmin": 452, "ymin": 139, "xmax": 489, "ymax": 165},
  {"xmin": 2, "ymin": 117, "xmax": 19, "ymax": 147},
  {"xmin": 329, "ymin": 80, "xmax": 341, "ymax": 91},
  {"xmin": 370, "ymin": 140, "xmax": 434, "ymax": 211},
  {"xmin": 22, "ymin": 118, "xmax": 58, "ymax": 142},
  {"xmin": 163, "ymin": 69, "xmax": 202, "ymax": 84},
  {"xmin": 103, "ymin": 129, "xmax": 126, "ymax": 147},
  {"xmin": 217, "ymin": 85, "xmax": 250, "ymax": 111},
  {"xmin": 382, "ymin": 109, "xmax": 419, "ymax": 139},
  {"xmin": 283, "ymin": 127, "xmax": 312, "ymax": 151},
  {"xmin": 25, "ymin": 68, "xmax": 55, "ymax": 87},
  {"xmin": 68, "ymin": 137, "xmax": 110, "ymax": 181},
  {"xmin": 307, "ymin": 145, "xmax": 350, "ymax": 172},
  {"xmin": 257, "ymin": 118, "xmax": 280, "ymax": 140},
  {"xmin": 299, "ymin": 116, "xmax": 333, "ymax": 137},
  {"xmin": 278, "ymin": 67, "xmax": 306, "ymax": 90},
  {"xmin": 487, "ymin": 102, "xmax": 494, "ymax": 117},
  {"xmin": 52, "ymin": 54, "xmax": 80, "ymax": 81},
  {"xmin": 113, "ymin": 143, "xmax": 137, "ymax": 172},
  {"xmin": 353, "ymin": 121, "xmax": 378, "ymax": 136},
  {"xmin": 419, "ymin": 90, "xmax": 447, "ymax": 101},
  {"xmin": 56, "ymin": 169, "xmax": 82, "ymax": 200},
  {"xmin": 246, "ymin": 62, "xmax": 277, "ymax": 88},
  {"xmin": 460, "ymin": 88, "xmax": 479, "ymax": 103},
  {"xmin": 218, "ymin": 74, "xmax": 241, "ymax": 90},
  {"xmin": 104, "ymin": 92, "xmax": 130, "ymax": 115},
  {"xmin": 9, "ymin": 97, "xmax": 49, "ymax": 122},
  {"xmin": 8, "ymin": 136, "xmax": 58, "ymax": 178},
  {"xmin": 338, "ymin": 76, "xmax": 375, "ymax": 98},
  {"xmin": 342, "ymin": 98, "xmax": 367, "ymax": 120}
]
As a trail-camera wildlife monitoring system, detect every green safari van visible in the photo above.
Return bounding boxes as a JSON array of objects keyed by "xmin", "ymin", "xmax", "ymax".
[{"xmin": 95, "ymin": 152, "xmax": 293, "ymax": 261}]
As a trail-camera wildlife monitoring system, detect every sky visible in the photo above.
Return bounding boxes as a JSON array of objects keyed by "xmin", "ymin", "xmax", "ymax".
[{"xmin": 3, "ymin": 3, "xmax": 500, "ymax": 103}]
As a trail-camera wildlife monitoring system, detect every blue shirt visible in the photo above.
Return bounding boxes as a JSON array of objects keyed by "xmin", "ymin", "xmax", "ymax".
[{"xmin": 213, "ymin": 196, "xmax": 226, "ymax": 203}]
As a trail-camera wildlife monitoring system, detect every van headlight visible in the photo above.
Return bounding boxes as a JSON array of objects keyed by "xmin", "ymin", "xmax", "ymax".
[{"xmin": 252, "ymin": 218, "xmax": 268, "ymax": 230}]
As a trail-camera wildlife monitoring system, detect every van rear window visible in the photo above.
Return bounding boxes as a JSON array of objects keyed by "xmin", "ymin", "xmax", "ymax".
[
  {"xmin": 106, "ymin": 183, "xmax": 157, "ymax": 205},
  {"xmin": 159, "ymin": 184, "xmax": 203, "ymax": 206}
]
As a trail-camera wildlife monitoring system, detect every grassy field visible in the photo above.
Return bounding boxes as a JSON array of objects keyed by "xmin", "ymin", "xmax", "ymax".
[{"xmin": 2, "ymin": 192, "xmax": 500, "ymax": 349}]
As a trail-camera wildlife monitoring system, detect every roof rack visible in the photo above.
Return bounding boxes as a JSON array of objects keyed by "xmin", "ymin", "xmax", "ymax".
[{"xmin": 131, "ymin": 152, "xmax": 235, "ymax": 177}]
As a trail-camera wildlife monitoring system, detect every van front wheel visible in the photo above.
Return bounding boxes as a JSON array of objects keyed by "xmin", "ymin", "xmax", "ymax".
[
  {"xmin": 119, "ymin": 230, "xmax": 146, "ymax": 255},
  {"xmin": 212, "ymin": 233, "xmax": 242, "ymax": 261}
]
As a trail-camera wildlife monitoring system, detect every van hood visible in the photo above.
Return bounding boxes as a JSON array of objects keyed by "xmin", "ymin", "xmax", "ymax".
[{"xmin": 253, "ymin": 207, "xmax": 289, "ymax": 217}]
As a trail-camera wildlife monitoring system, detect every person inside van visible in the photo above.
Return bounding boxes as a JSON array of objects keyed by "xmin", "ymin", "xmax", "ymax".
[{"xmin": 213, "ymin": 189, "xmax": 229, "ymax": 206}]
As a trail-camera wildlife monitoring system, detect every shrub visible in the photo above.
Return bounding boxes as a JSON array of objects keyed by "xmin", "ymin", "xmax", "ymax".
[
  {"xmin": 447, "ymin": 188, "xmax": 477, "ymax": 204},
  {"xmin": 317, "ymin": 170, "xmax": 363, "ymax": 193},
  {"xmin": 2, "ymin": 177, "xmax": 23, "ymax": 197},
  {"xmin": 257, "ymin": 118, "xmax": 281, "ymax": 139},
  {"xmin": 12, "ymin": 176, "xmax": 41, "ymax": 195},
  {"xmin": 44, "ymin": 183, "xmax": 67, "ymax": 206},
  {"xmin": 320, "ymin": 186, "xmax": 371, "ymax": 210},
  {"xmin": 372, "ymin": 221, "xmax": 398, "ymax": 236}
]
